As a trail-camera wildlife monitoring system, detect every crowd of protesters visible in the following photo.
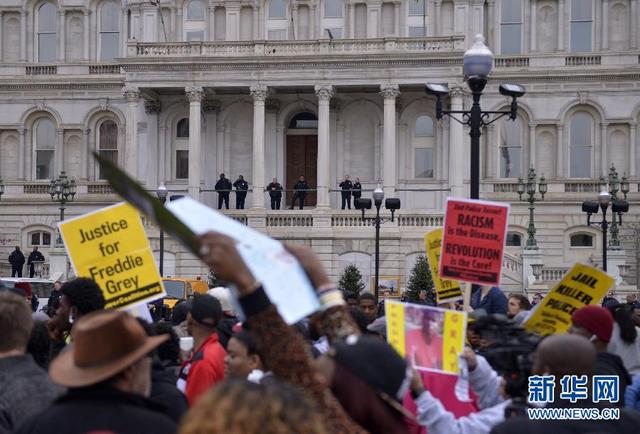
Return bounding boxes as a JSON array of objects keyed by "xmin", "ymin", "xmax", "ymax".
[{"xmin": 1, "ymin": 235, "xmax": 640, "ymax": 434}]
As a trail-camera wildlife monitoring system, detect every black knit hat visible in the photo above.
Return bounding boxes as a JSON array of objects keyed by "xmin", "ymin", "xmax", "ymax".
[
  {"xmin": 190, "ymin": 294, "xmax": 223, "ymax": 327},
  {"xmin": 332, "ymin": 335, "xmax": 410, "ymax": 403}
]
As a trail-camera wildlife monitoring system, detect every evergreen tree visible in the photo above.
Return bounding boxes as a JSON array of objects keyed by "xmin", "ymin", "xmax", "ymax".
[
  {"xmin": 405, "ymin": 255, "xmax": 436, "ymax": 304},
  {"xmin": 338, "ymin": 264, "xmax": 365, "ymax": 294},
  {"xmin": 207, "ymin": 268, "xmax": 225, "ymax": 288}
]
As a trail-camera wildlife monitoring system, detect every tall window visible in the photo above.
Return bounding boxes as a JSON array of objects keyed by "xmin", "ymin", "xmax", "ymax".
[
  {"xmin": 268, "ymin": 0, "xmax": 288, "ymax": 39},
  {"xmin": 409, "ymin": 0, "xmax": 426, "ymax": 16},
  {"xmin": 37, "ymin": 3, "xmax": 57, "ymax": 62},
  {"xmin": 98, "ymin": 120, "xmax": 118, "ymax": 179},
  {"xmin": 500, "ymin": 117, "xmax": 523, "ymax": 178},
  {"xmin": 324, "ymin": 0, "xmax": 344, "ymax": 17},
  {"xmin": 184, "ymin": 0, "xmax": 206, "ymax": 41},
  {"xmin": 29, "ymin": 231, "xmax": 52, "ymax": 247},
  {"xmin": 569, "ymin": 112, "xmax": 593, "ymax": 178},
  {"xmin": 269, "ymin": 0, "xmax": 287, "ymax": 18},
  {"xmin": 414, "ymin": 115, "xmax": 435, "ymax": 178},
  {"xmin": 571, "ymin": 0, "xmax": 592, "ymax": 52},
  {"xmin": 407, "ymin": 0, "xmax": 426, "ymax": 36},
  {"xmin": 570, "ymin": 233, "xmax": 593, "ymax": 247},
  {"xmin": 323, "ymin": 0, "xmax": 344, "ymax": 38},
  {"xmin": 175, "ymin": 118, "xmax": 189, "ymax": 180},
  {"xmin": 99, "ymin": 1, "xmax": 120, "ymax": 61},
  {"xmin": 501, "ymin": 0, "xmax": 522, "ymax": 54},
  {"xmin": 34, "ymin": 118, "xmax": 55, "ymax": 180}
]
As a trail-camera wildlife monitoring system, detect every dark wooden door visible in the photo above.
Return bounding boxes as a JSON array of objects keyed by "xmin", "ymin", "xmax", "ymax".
[{"xmin": 286, "ymin": 135, "xmax": 317, "ymax": 206}]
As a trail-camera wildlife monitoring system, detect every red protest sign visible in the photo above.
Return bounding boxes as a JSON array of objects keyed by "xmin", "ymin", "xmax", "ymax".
[{"xmin": 440, "ymin": 198, "xmax": 510, "ymax": 286}]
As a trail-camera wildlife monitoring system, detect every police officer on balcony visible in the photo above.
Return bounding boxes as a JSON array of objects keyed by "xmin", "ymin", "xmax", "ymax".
[
  {"xmin": 290, "ymin": 176, "xmax": 309, "ymax": 210},
  {"xmin": 352, "ymin": 177, "xmax": 362, "ymax": 204},
  {"xmin": 339, "ymin": 175, "xmax": 353, "ymax": 210},
  {"xmin": 214, "ymin": 173, "xmax": 232, "ymax": 210},
  {"xmin": 267, "ymin": 178, "xmax": 283, "ymax": 210},
  {"xmin": 233, "ymin": 175, "xmax": 249, "ymax": 210}
]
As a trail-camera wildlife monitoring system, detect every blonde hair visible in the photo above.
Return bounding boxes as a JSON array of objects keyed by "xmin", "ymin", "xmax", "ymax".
[{"xmin": 180, "ymin": 380, "xmax": 328, "ymax": 434}]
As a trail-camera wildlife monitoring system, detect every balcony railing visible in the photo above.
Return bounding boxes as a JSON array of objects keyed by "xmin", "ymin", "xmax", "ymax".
[
  {"xmin": 128, "ymin": 36, "xmax": 466, "ymax": 58},
  {"xmin": 267, "ymin": 215, "xmax": 313, "ymax": 227},
  {"xmin": 26, "ymin": 65, "xmax": 57, "ymax": 75}
]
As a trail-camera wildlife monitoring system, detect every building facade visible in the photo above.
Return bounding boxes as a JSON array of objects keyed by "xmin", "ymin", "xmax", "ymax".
[{"xmin": 0, "ymin": 0, "xmax": 639, "ymax": 295}]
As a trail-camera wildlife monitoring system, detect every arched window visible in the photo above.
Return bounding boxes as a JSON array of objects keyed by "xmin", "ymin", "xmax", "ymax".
[
  {"xmin": 269, "ymin": 0, "xmax": 288, "ymax": 18},
  {"xmin": 506, "ymin": 232, "xmax": 523, "ymax": 247},
  {"xmin": 99, "ymin": 1, "xmax": 120, "ymax": 61},
  {"xmin": 98, "ymin": 120, "xmax": 118, "ymax": 179},
  {"xmin": 501, "ymin": 0, "xmax": 522, "ymax": 54},
  {"xmin": 184, "ymin": 0, "xmax": 206, "ymax": 41},
  {"xmin": 288, "ymin": 112, "xmax": 318, "ymax": 129},
  {"xmin": 570, "ymin": 233, "xmax": 593, "ymax": 247},
  {"xmin": 571, "ymin": 0, "xmax": 592, "ymax": 52},
  {"xmin": 500, "ymin": 117, "xmax": 523, "ymax": 178},
  {"xmin": 34, "ymin": 118, "xmax": 55, "ymax": 180},
  {"xmin": 28, "ymin": 230, "xmax": 52, "ymax": 247},
  {"xmin": 175, "ymin": 118, "xmax": 189, "ymax": 179},
  {"xmin": 569, "ymin": 112, "xmax": 593, "ymax": 178},
  {"xmin": 37, "ymin": 3, "xmax": 57, "ymax": 62},
  {"xmin": 413, "ymin": 115, "xmax": 435, "ymax": 178}
]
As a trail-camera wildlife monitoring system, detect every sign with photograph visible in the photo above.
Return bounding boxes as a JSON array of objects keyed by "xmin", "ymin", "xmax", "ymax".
[{"xmin": 372, "ymin": 276, "xmax": 401, "ymax": 296}]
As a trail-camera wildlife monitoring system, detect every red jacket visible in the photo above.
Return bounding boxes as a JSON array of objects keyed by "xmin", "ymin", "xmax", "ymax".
[{"xmin": 177, "ymin": 333, "xmax": 226, "ymax": 406}]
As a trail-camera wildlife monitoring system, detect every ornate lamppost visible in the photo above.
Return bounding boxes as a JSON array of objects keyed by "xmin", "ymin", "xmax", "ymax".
[
  {"xmin": 517, "ymin": 168, "xmax": 547, "ymax": 250},
  {"xmin": 49, "ymin": 172, "xmax": 76, "ymax": 246},
  {"xmin": 599, "ymin": 165, "xmax": 630, "ymax": 249}
]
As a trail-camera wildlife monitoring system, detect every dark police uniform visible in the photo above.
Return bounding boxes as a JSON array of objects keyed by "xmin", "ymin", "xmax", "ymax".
[
  {"xmin": 352, "ymin": 181, "xmax": 362, "ymax": 208},
  {"xmin": 339, "ymin": 179, "xmax": 353, "ymax": 210},
  {"xmin": 233, "ymin": 177, "xmax": 249, "ymax": 209},
  {"xmin": 267, "ymin": 182, "xmax": 283, "ymax": 210},
  {"xmin": 291, "ymin": 180, "xmax": 310, "ymax": 209},
  {"xmin": 214, "ymin": 176, "xmax": 232, "ymax": 210}
]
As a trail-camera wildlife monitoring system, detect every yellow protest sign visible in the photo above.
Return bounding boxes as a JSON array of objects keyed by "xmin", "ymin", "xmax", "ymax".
[
  {"xmin": 59, "ymin": 202, "xmax": 165, "ymax": 310},
  {"xmin": 524, "ymin": 263, "xmax": 614, "ymax": 336},
  {"xmin": 424, "ymin": 229, "xmax": 463, "ymax": 304}
]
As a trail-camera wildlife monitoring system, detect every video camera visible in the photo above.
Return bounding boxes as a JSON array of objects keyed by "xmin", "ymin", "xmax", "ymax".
[{"xmin": 473, "ymin": 314, "xmax": 541, "ymax": 418}]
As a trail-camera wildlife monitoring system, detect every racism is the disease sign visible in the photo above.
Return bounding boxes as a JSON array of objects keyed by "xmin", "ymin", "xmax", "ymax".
[
  {"xmin": 59, "ymin": 202, "xmax": 165, "ymax": 310},
  {"xmin": 440, "ymin": 198, "xmax": 510, "ymax": 286}
]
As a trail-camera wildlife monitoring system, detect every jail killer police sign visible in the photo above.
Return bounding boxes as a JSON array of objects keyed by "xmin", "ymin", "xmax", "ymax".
[
  {"xmin": 59, "ymin": 202, "xmax": 166, "ymax": 310},
  {"xmin": 525, "ymin": 264, "xmax": 614, "ymax": 336},
  {"xmin": 440, "ymin": 198, "xmax": 510, "ymax": 286}
]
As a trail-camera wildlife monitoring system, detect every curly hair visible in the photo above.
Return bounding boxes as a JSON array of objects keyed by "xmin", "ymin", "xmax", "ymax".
[
  {"xmin": 150, "ymin": 321, "xmax": 181, "ymax": 365},
  {"xmin": 61, "ymin": 278, "xmax": 105, "ymax": 314},
  {"xmin": 180, "ymin": 379, "xmax": 328, "ymax": 434}
]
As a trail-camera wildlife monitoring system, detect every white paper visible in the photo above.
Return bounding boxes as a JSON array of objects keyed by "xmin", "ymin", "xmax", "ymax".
[{"xmin": 166, "ymin": 197, "xmax": 320, "ymax": 324}]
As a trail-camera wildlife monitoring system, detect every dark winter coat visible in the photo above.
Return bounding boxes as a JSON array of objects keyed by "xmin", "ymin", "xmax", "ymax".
[
  {"xmin": 596, "ymin": 352, "xmax": 632, "ymax": 406},
  {"xmin": 267, "ymin": 182, "xmax": 283, "ymax": 198},
  {"xmin": 470, "ymin": 286, "xmax": 508, "ymax": 315},
  {"xmin": 15, "ymin": 385, "xmax": 177, "ymax": 434},
  {"xmin": 339, "ymin": 180, "xmax": 353, "ymax": 194},
  {"xmin": 214, "ymin": 178, "xmax": 232, "ymax": 194},
  {"xmin": 0, "ymin": 355, "xmax": 63, "ymax": 432},
  {"xmin": 150, "ymin": 360, "xmax": 188, "ymax": 424},
  {"xmin": 233, "ymin": 179, "xmax": 249, "ymax": 197},
  {"xmin": 352, "ymin": 182, "xmax": 362, "ymax": 199},
  {"xmin": 8, "ymin": 250, "xmax": 25, "ymax": 267},
  {"xmin": 293, "ymin": 180, "xmax": 310, "ymax": 197},
  {"xmin": 27, "ymin": 251, "xmax": 45, "ymax": 265}
]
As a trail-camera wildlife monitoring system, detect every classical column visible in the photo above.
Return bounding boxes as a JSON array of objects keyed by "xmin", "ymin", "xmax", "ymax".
[
  {"xmin": 601, "ymin": 0, "xmax": 609, "ymax": 50},
  {"xmin": 630, "ymin": 123, "xmax": 637, "ymax": 178},
  {"xmin": 0, "ymin": 12, "xmax": 4, "ymax": 61},
  {"xmin": 145, "ymin": 101, "xmax": 161, "ymax": 189},
  {"xmin": 556, "ymin": 124, "xmax": 564, "ymax": 178},
  {"xmin": 486, "ymin": 124, "xmax": 496, "ymax": 179},
  {"xmin": 18, "ymin": 128, "xmax": 26, "ymax": 180},
  {"xmin": 20, "ymin": 10, "xmax": 27, "ymax": 61},
  {"xmin": 601, "ymin": 123, "xmax": 609, "ymax": 176},
  {"xmin": 315, "ymin": 85, "xmax": 334, "ymax": 208},
  {"xmin": 434, "ymin": 1, "xmax": 442, "ymax": 36},
  {"xmin": 394, "ymin": 2, "xmax": 401, "ymax": 36},
  {"xmin": 186, "ymin": 86, "xmax": 203, "ymax": 199},
  {"xmin": 250, "ymin": 85, "xmax": 268, "ymax": 209},
  {"xmin": 380, "ymin": 84, "xmax": 400, "ymax": 198},
  {"xmin": 123, "ymin": 86, "xmax": 140, "ymax": 179},
  {"xmin": 170, "ymin": 7, "xmax": 177, "ymax": 41},
  {"xmin": 292, "ymin": 4, "xmax": 299, "ymax": 39},
  {"xmin": 56, "ymin": 129, "xmax": 64, "ymax": 174},
  {"xmin": 557, "ymin": 0, "xmax": 565, "ymax": 51},
  {"xmin": 203, "ymin": 99, "xmax": 221, "ymax": 188},
  {"xmin": 631, "ymin": 0, "xmax": 638, "ymax": 49},
  {"xmin": 529, "ymin": 124, "xmax": 537, "ymax": 169},
  {"xmin": 253, "ymin": 6, "xmax": 259, "ymax": 40},
  {"xmin": 348, "ymin": 4, "xmax": 355, "ymax": 38},
  {"xmin": 209, "ymin": 7, "xmax": 215, "ymax": 40},
  {"xmin": 83, "ymin": 10, "xmax": 90, "ymax": 60},
  {"xmin": 449, "ymin": 86, "xmax": 465, "ymax": 196},
  {"xmin": 81, "ymin": 128, "xmax": 90, "ymax": 180},
  {"xmin": 58, "ymin": 9, "xmax": 66, "ymax": 62},
  {"xmin": 530, "ymin": 0, "xmax": 537, "ymax": 52}
]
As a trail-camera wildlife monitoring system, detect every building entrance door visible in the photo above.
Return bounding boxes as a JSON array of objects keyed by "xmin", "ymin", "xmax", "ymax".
[{"xmin": 286, "ymin": 135, "xmax": 317, "ymax": 207}]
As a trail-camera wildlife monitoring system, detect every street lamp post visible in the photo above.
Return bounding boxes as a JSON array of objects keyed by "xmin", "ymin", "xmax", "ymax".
[
  {"xmin": 517, "ymin": 168, "xmax": 547, "ymax": 250},
  {"xmin": 582, "ymin": 190, "xmax": 629, "ymax": 272},
  {"xmin": 426, "ymin": 35, "xmax": 526, "ymax": 199},
  {"xmin": 49, "ymin": 171, "xmax": 76, "ymax": 246},
  {"xmin": 601, "ymin": 165, "xmax": 629, "ymax": 249},
  {"xmin": 156, "ymin": 183, "xmax": 168, "ymax": 277},
  {"xmin": 356, "ymin": 186, "xmax": 401, "ymax": 302}
]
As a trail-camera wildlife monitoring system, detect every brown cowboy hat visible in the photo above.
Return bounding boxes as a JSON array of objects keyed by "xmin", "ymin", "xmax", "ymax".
[{"xmin": 49, "ymin": 309, "xmax": 168, "ymax": 388}]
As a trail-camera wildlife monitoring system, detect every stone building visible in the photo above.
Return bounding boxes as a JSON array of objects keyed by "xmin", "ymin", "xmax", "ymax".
[{"xmin": 0, "ymin": 0, "xmax": 639, "ymax": 295}]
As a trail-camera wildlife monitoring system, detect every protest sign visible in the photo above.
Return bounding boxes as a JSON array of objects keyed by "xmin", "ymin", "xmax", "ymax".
[
  {"xmin": 386, "ymin": 301, "xmax": 466, "ymax": 374},
  {"xmin": 59, "ymin": 202, "xmax": 165, "ymax": 310},
  {"xmin": 424, "ymin": 229, "xmax": 463, "ymax": 304},
  {"xmin": 440, "ymin": 198, "xmax": 510, "ymax": 286},
  {"xmin": 524, "ymin": 263, "xmax": 614, "ymax": 336}
]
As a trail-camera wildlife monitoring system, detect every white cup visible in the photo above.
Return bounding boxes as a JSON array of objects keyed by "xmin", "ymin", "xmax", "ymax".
[{"xmin": 179, "ymin": 336, "xmax": 194, "ymax": 352}]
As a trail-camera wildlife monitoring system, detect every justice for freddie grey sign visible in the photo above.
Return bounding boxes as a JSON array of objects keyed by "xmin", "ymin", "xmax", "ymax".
[
  {"xmin": 59, "ymin": 202, "xmax": 165, "ymax": 310},
  {"xmin": 440, "ymin": 198, "xmax": 510, "ymax": 286}
]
